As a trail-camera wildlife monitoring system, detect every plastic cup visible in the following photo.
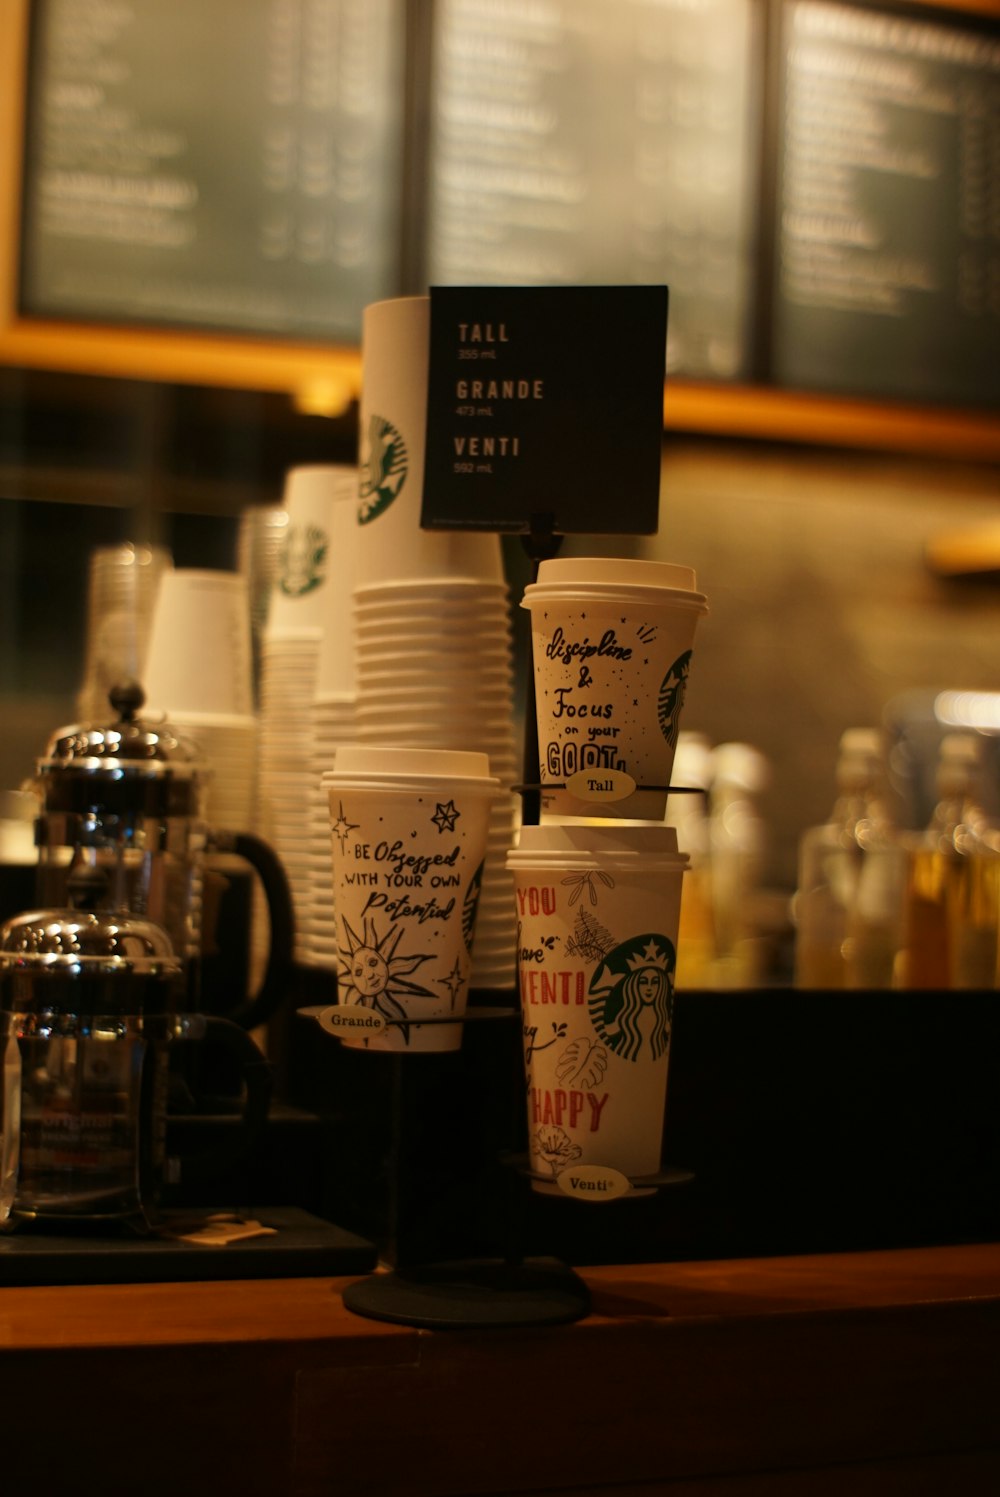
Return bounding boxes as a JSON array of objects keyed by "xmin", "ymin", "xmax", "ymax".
[
  {"xmin": 143, "ymin": 569, "xmax": 254, "ymax": 718},
  {"xmin": 521, "ymin": 557, "xmax": 709, "ymax": 821},
  {"xmin": 321, "ymin": 746, "xmax": 499, "ymax": 1052},
  {"xmin": 357, "ymin": 296, "xmax": 505, "ymax": 588},
  {"xmin": 506, "ymin": 822, "xmax": 688, "ymax": 1198},
  {"xmin": 77, "ymin": 543, "xmax": 172, "ymax": 721}
]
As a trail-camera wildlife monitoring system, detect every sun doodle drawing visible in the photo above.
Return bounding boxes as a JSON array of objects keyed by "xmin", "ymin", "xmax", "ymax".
[{"xmin": 338, "ymin": 916, "xmax": 437, "ymax": 1044}]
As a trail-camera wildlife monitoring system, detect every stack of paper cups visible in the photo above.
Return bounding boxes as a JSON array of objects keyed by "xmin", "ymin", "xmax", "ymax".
[
  {"xmin": 165, "ymin": 711, "xmax": 257, "ymax": 829},
  {"xmin": 304, "ymin": 694, "xmax": 358, "ymax": 968},
  {"xmin": 237, "ymin": 504, "xmax": 289, "ymax": 702},
  {"xmin": 353, "ymin": 575, "xmax": 520, "ymax": 991},
  {"xmin": 143, "ymin": 569, "xmax": 255, "ymax": 721},
  {"xmin": 351, "ymin": 294, "xmax": 522, "ymax": 988},
  {"xmin": 356, "ymin": 295, "xmax": 506, "ymax": 591},
  {"xmin": 142, "ymin": 569, "xmax": 258, "ymax": 864},
  {"xmin": 257, "ymin": 465, "xmax": 360, "ymax": 963}
]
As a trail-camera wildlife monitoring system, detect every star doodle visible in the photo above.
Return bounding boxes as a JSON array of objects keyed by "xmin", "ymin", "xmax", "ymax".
[
  {"xmin": 432, "ymin": 799, "xmax": 460, "ymax": 833},
  {"xmin": 438, "ymin": 956, "xmax": 466, "ymax": 1008},
  {"xmin": 330, "ymin": 800, "xmax": 360, "ymax": 852}
]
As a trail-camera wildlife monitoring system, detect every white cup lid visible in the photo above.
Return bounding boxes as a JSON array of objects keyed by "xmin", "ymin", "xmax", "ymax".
[
  {"xmin": 507, "ymin": 821, "xmax": 689, "ymax": 873},
  {"xmin": 537, "ymin": 557, "xmax": 696, "ymax": 591},
  {"xmin": 522, "ymin": 556, "xmax": 707, "ymax": 614}
]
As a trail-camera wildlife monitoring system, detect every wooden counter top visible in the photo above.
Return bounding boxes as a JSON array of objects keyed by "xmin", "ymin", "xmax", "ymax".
[{"xmin": 2, "ymin": 1241, "xmax": 999, "ymax": 1496}]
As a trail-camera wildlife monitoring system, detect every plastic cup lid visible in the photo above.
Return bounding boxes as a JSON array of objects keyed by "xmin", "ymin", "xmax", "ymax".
[
  {"xmin": 506, "ymin": 821, "xmax": 688, "ymax": 872},
  {"xmin": 522, "ymin": 556, "xmax": 708, "ymax": 613}
]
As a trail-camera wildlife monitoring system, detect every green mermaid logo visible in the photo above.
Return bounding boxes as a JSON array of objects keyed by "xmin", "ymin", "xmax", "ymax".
[
  {"xmin": 359, "ymin": 413, "xmax": 408, "ymax": 524},
  {"xmin": 278, "ymin": 524, "xmax": 328, "ymax": 597},
  {"xmin": 657, "ymin": 649, "xmax": 691, "ymax": 749},
  {"xmin": 587, "ymin": 933, "xmax": 676, "ymax": 1064}
]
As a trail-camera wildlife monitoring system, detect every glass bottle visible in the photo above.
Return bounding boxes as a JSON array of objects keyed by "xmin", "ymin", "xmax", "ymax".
[
  {"xmin": 897, "ymin": 733, "xmax": 1000, "ymax": 990},
  {"xmin": 668, "ymin": 733, "xmax": 716, "ymax": 989},
  {"xmin": 794, "ymin": 728, "xmax": 905, "ymax": 989},
  {"xmin": 708, "ymin": 742, "xmax": 768, "ymax": 989}
]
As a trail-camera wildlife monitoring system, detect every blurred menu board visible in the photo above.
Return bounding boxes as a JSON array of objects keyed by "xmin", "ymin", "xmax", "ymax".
[
  {"xmin": 774, "ymin": 0, "xmax": 1000, "ymax": 408},
  {"xmin": 20, "ymin": 0, "xmax": 404, "ymax": 340},
  {"xmin": 425, "ymin": 0, "xmax": 761, "ymax": 383}
]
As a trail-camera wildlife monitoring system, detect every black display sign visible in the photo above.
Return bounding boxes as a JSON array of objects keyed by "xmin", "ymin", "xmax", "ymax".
[
  {"xmin": 421, "ymin": 285, "xmax": 668, "ymax": 535},
  {"xmin": 773, "ymin": 0, "xmax": 1000, "ymax": 409}
]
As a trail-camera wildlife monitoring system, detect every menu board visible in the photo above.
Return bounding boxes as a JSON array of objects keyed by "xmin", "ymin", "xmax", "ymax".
[
  {"xmin": 424, "ymin": 0, "xmax": 761, "ymax": 383},
  {"xmin": 774, "ymin": 0, "xmax": 1000, "ymax": 408},
  {"xmin": 20, "ymin": 0, "xmax": 404, "ymax": 340}
]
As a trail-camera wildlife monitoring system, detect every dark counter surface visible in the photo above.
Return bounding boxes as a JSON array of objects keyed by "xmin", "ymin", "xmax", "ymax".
[{"xmin": 1, "ymin": 1240, "xmax": 998, "ymax": 1496}]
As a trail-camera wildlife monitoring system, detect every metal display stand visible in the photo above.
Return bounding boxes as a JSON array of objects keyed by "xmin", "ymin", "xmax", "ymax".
[
  {"xmin": 302, "ymin": 1006, "xmax": 593, "ymax": 1328},
  {"xmin": 301, "ymin": 525, "xmax": 694, "ymax": 1328}
]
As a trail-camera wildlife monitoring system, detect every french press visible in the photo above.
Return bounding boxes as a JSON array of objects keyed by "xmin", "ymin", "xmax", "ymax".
[
  {"xmin": 0, "ymin": 865, "xmax": 271, "ymax": 1228},
  {"xmin": 29, "ymin": 682, "xmax": 294, "ymax": 1030}
]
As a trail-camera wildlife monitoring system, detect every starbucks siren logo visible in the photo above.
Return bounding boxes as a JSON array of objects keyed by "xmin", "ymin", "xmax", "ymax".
[
  {"xmin": 657, "ymin": 649, "xmax": 691, "ymax": 749},
  {"xmin": 278, "ymin": 524, "xmax": 328, "ymax": 597},
  {"xmin": 587, "ymin": 933, "xmax": 676, "ymax": 1064},
  {"xmin": 359, "ymin": 413, "xmax": 408, "ymax": 524}
]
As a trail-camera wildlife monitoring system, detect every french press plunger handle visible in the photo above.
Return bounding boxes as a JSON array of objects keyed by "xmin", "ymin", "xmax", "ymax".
[{"xmin": 108, "ymin": 679, "xmax": 146, "ymax": 722}]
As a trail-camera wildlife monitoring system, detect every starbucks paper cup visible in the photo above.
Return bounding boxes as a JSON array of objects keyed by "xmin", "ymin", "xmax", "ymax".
[
  {"xmin": 521, "ymin": 557, "xmax": 708, "ymax": 821},
  {"xmin": 507, "ymin": 822, "xmax": 688, "ymax": 1197},
  {"xmin": 268, "ymin": 465, "xmax": 357, "ymax": 640},
  {"xmin": 143, "ymin": 569, "xmax": 254, "ymax": 718},
  {"xmin": 321, "ymin": 746, "xmax": 499, "ymax": 1052},
  {"xmin": 358, "ymin": 296, "xmax": 504, "ymax": 587}
]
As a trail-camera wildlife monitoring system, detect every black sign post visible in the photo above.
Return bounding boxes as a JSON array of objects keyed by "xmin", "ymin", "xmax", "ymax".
[{"xmin": 421, "ymin": 285, "xmax": 669, "ymax": 823}]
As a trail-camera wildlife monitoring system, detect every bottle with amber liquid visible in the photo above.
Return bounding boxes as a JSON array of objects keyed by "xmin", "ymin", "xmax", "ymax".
[
  {"xmin": 898, "ymin": 733, "xmax": 1000, "ymax": 990},
  {"xmin": 794, "ymin": 729, "xmax": 905, "ymax": 989}
]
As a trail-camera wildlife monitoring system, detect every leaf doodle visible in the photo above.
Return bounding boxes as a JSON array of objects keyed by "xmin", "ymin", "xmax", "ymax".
[
  {"xmin": 555, "ymin": 1036, "xmax": 609, "ymax": 1090},
  {"xmin": 565, "ymin": 907, "xmax": 616, "ymax": 963},
  {"xmin": 561, "ymin": 870, "xmax": 616, "ymax": 907}
]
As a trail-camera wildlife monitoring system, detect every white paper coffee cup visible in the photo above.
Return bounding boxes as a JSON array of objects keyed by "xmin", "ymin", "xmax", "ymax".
[
  {"xmin": 521, "ymin": 557, "xmax": 708, "ymax": 821},
  {"xmin": 357, "ymin": 296, "xmax": 505, "ymax": 589},
  {"xmin": 507, "ymin": 822, "xmax": 688, "ymax": 1197},
  {"xmin": 143, "ymin": 569, "xmax": 254, "ymax": 718},
  {"xmin": 321, "ymin": 746, "xmax": 499, "ymax": 1052}
]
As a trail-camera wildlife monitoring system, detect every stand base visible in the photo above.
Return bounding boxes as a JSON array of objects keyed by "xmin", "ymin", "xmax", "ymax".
[{"xmin": 341, "ymin": 1256, "xmax": 591, "ymax": 1329}]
